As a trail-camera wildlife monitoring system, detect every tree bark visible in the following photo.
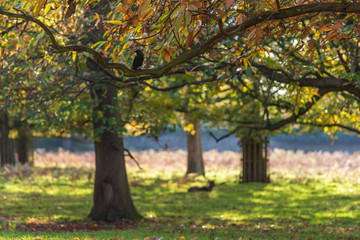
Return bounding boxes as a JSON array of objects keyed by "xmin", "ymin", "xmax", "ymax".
[
  {"xmin": 88, "ymin": 84, "xmax": 141, "ymax": 222},
  {"xmin": 16, "ymin": 126, "xmax": 34, "ymax": 165},
  {"xmin": 186, "ymin": 120, "xmax": 205, "ymax": 176},
  {"xmin": 82, "ymin": 0, "xmax": 141, "ymax": 222},
  {"xmin": 0, "ymin": 111, "xmax": 15, "ymax": 167}
]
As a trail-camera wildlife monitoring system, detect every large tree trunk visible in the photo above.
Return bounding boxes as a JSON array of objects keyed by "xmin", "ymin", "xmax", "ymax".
[
  {"xmin": 83, "ymin": 0, "xmax": 140, "ymax": 221},
  {"xmin": 186, "ymin": 120, "xmax": 205, "ymax": 176},
  {"xmin": 16, "ymin": 126, "xmax": 34, "ymax": 165},
  {"xmin": 0, "ymin": 111, "xmax": 15, "ymax": 167},
  {"xmin": 88, "ymin": 84, "xmax": 141, "ymax": 222}
]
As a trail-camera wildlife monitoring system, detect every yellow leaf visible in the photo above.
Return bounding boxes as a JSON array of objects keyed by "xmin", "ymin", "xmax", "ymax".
[
  {"xmin": 259, "ymin": 49, "xmax": 265, "ymax": 58},
  {"xmin": 257, "ymin": 1, "xmax": 267, "ymax": 11},
  {"xmin": 248, "ymin": 27, "xmax": 257, "ymax": 40},
  {"xmin": 242, "ymin": 58, "xmax": 250, "ymax": 69},
  {"xmin": 72, "ymin": 51, "xmax": 76, "ymax": 62},
  {"xmin": 320, "ymin": 25, "xmax": 334, "ymax": 32},
  {"xmin": 43, "ymin": 2, "xmax": 52, "ymax": 15},
  {"xmin": 106, "ymin": 20, "xmax": 123, "ymax": 25},
  {"xmin": 138, "ymin": 0, "xmax": 151, "ymax": 17},
  {"xmin": 104, "ymin": 42, "xmax": 111, "ymax": 52},
  {"xmin": 34, "ymin": 0, "xmax": 47, "ymax": 17},
  {"xmin": 164, "ymin": 47, "xmax": 171, "ymax": 63}
]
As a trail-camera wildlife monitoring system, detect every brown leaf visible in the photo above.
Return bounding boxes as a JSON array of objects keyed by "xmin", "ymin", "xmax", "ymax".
[
  {"xmin": 215, "ymin": 8, "xmax": 226, "ymax": 22},
  {"xmin": 308, "ymin": 38, "xmax": 316, "ymax": 49},
  {"xmin": 291, "ymin": 23, "xmax": 298, "ymax": 35},
  {"xmin": 309, "ymin": 49, "xmax": 315, "ymax": 63},
  {"xmin": 65, "ymin": 0, "xmax": 76, "ymax": 19},
  {"xmin": 225, "ymin": 0, "xmax": 235, "ymax": 9},
  {"xmin": 122, "ymin": 0, "xmax": 132, "ymax": 7},
  {"xmin": 164, "ymin": 47, "xmax": 171, "ymax": 63},
  {"xmin": 300, "ymin": 26, "xmax": 311, "ymax": 39},
  {"xmin": 185, "ymin": 30, "xmax": 194, "ymax": 48}
]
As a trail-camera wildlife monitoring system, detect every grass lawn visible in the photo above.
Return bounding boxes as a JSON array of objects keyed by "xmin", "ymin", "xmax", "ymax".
[{"xmin": 0, "ymin": 150, "xmax": 360, "ymax": 239}]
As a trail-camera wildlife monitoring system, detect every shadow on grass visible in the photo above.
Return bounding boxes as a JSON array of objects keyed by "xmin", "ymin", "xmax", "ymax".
[
  {"xmin": 1, "ymin": 168, "xmax": 359, "ymax": 239},
  {"xmin": 131, "ymin": 174, "xmax": 360, "ymax": 238}
]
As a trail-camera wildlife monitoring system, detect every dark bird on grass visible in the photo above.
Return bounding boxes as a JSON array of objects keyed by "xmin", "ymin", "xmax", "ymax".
[
  {"xmin": 132, "ymin": 50, "xmax": 144, "ymax": 70},
  {"xmin": 188, "ymin": 181, "xmax": 215, "ymax": 192}
]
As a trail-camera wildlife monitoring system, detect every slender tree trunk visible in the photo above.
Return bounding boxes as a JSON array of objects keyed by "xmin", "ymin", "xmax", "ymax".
[
  {"xmin": 0, "ymin": 111, "xmax": 15, "ymax": 167},
  {"xmin": 186, "ymin": 120, "xmax": 205, "ymax": 176},
  {"xmin": 16, "ymin": 126, "xmax": 34, "ymax": 165},
  {"xmin": 88, "ymin": 84, "xmax": 141, "ymax": 222}
]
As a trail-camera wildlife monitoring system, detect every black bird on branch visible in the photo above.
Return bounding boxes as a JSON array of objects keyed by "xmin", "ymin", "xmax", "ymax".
[{"xmin": 132, "ymin": 50, "xmax": 144, "ymax": 70}]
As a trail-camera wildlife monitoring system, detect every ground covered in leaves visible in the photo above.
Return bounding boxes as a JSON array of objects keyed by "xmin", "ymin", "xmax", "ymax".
[{"xmin": 1, "ymin": 149, "xmax": 360, "ymax": 239}]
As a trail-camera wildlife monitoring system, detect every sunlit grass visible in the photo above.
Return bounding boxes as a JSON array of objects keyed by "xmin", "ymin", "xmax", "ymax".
[{"xmin": 1, "ymin": 150, "xmax": 360, "ymax": 239}]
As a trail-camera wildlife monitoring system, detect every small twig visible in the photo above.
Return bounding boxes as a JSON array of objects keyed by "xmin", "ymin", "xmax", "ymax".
[
  {"xmin": 124, "ymin": 148, "xmax": 142, "ymax": 170},
  {"xmin": 264, "ymin": 230, "xmax": 276, "ymax": 240},
  {"xmin": 208, "ymin": 128, "xmax": 240, "ymax": 142},
  {"xmin": 289, "ymin": 229, "xmax": 298, "ymax": 240}
]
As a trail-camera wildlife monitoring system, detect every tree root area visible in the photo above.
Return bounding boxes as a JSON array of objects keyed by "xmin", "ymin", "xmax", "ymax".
[{"xmin": 15, "ymin": 219, "xmax": 139, "ymax": 232}]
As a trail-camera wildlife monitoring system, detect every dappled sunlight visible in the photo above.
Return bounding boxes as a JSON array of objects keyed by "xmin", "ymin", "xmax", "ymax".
[{"xmin": 1, "ymin": 150, "xmax": 360, "ymax": 238}]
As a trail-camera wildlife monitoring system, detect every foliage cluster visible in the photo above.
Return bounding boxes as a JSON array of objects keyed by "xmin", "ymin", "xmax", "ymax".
[{"xmin": 0, "ymin": 0, "xmax": 360, "ymax": 138}]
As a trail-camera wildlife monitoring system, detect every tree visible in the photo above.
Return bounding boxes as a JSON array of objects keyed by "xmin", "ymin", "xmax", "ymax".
[
  {"xmin": 0, "ymin": 110, "xmax": 15, "ymax": 166},
  {"xmin": 1, "ymin": 0, "xmax": 360, "ymax": 220}
]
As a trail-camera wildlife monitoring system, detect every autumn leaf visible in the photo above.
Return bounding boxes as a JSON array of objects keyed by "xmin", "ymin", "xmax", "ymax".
[
  {"xmin": 185, "ymin": 30, "xmax": 194, "ymax": 48},
  {"xmin": 225, "ymin": 0, "xmax": 235, "ymax": 9},
  {"xmin": 215, "ymin": 8, "xmax": 226, "ymax": 22},
  {"xmin": 300, "ymin": 26, "xmax": 311, "ymax": 39},
  {"xmin": 138, "ymin": 0, "xmax": 151, "ymax": 17},
  {"xmin": 106, "ymin": 20, "xmax": 123, "ymax": 25},
  {"xmin": 122, "ymin": 0, "xmax": 132, "ymax": 7},
  {"xmin": 163, "ymin": 46, "xmax": 171, "ymax": 63},
  {"xmin": 65, "ymin": 0, "xmax": 76, "ymax": 19},
  {"xmin": 72, "ymin": 51, "xmax": 76, "ymax": 62},
  {"xmin": 308, "ymin": 39, "xmax": 316, "ymax": 49},
  {"xmin": 34, "ymin": 0, "xmax": 47, "ymax": 17}
]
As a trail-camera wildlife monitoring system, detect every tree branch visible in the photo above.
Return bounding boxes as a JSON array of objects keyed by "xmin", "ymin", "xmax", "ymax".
[
  {"xmin": 2, "ymin": 3, "xmax": 360, "ymax": 77},
  {"xmin": 124, "ymin": 148, "xmax": 142, "ymax": 170},
  {"xmin": 299, "ymin": 122, "xmax": 360, "ymax": 135},
  {"xmin": 209, "ymin": 89, "xmax": 329, "ymax": 141},
  {"xmin": 253, "ymin": 62, "xmax": 360, "ymax": 99},
  {"xmin": 139, "ymin": 75, "xmax": 218, "ymax": 91}
]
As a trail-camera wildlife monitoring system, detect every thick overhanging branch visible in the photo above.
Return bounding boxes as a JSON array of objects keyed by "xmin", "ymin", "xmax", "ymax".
[
  {"xmin": 253, "ymin": 63, "xmax": 360, "ymax": 99},
  {"xmin": 2, "ymin": 3, "xmax": 360, "ymax": 77},
  {"xmin": 209, "ymin": 89, "xmax": 329, "ymax": 142}
]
